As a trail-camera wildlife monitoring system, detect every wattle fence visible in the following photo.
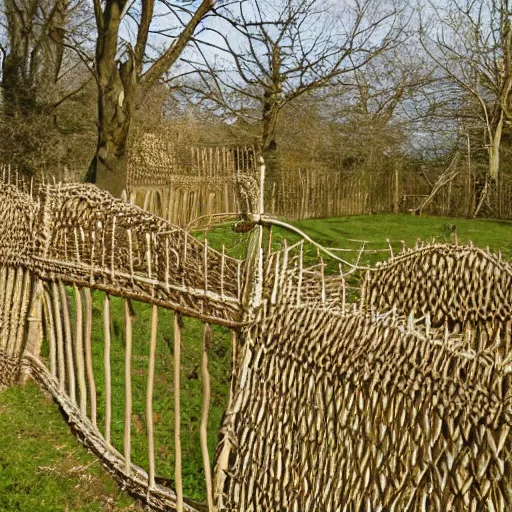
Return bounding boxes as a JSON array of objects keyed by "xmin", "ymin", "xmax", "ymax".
[{"xmin": 1, "ymin": 170, "xmax": 512, "ymax": 511}]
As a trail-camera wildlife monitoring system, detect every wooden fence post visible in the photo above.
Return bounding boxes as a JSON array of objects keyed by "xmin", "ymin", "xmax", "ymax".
[{"xmin": 20, "ymin": 279, "xmax": 43, "ymax": 384}]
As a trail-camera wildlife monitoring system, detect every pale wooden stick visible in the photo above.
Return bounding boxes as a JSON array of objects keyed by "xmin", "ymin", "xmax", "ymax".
[
  {"xmin": 2, "ymin": 267, "xmax": 16, "ymax": 353},
  {"xmin": 228, "ymin": 329, "xmax": 238, "ymax": 410},
  {"xmin": 271, "ymin": 253, "xmax": 281, "ymax": 305},
  {"xmin": 43, "ymin": 287, "xmax": 57, "ymax": 377},
  {"xmin": 236, "ymin": 260, "xmax": 242, "ymax": 301},
  {"xmin": 83, "ymin": 288, "xmax": 97, "ymax": 427},
  {"xmin": 104, "ymin": 294, "xmax": 112, "ymax": 445},
  {"xmin": 59, "ymin": 280, "xmax": 76, "ymax": 401},
  {"xmin": 124, "ymin": 298, "xmax": 133, "ymax": 474},
  {"xmin": 220, "ymin": 245, "xmax": 225, "ymax": 299},
  {"xmin": 146, "ymin": 232, "xmax": 153, "ymax": 278},
  {"xmin": 203, "ymin": 237, "xmax": 209, "ymax": 293},
  {"xmin": 89, "ymin": 230, "xmax": 96, "ymax": 283},
  {"xmin": 296, "ymin": 241, "xmax": 304, "ymax": 307},
  {"xmin": 110, "ymin": 216, "xmax": 117, "ymax": 281},
  {"xmin": 146, "ymin": 305, "xmax": 159, "ymax": 488},
  {"xmin": 0, "ymin": 267, "xmax": 7, "ymax": 341},
  {"xmin": 74, "ymin": 285, "xmax": 87, "ymax": 415},
  {"xmin": 165, "ymin": 236, "xmax": 170, "ymax": 291},
  {"xmin": 52, "ymin": 281, "xmax": 66, "ymax": 391},
  {"xmin": 13, "ymin": 269, "xmax": 31, "ymax": 358},
  {"xmin": 127, "ymin": 228, "xmax": 134, "ymax": 281},
  {"xmin": 74, "ymin": 227, "xmax": 81, "ymax": 263},
  {"xmin": 174, "ymin": 312, "xmax": 184, "ymax": 512},
  {"xmin": 21, "ymin": 279, "xmax": 43, "ymax": 383},
  {"xmin": 201, "ymin": 323, "xmax": 214, "ymax": 512}
]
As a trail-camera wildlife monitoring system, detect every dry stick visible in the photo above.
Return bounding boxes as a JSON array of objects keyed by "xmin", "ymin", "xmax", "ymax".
[
  {"xmin": 236, "ymin": 261, "xmax": 242, "ymax": 301},
  {"xmin": 0, "ymin": 267, "xmax": 7, "ymax": 342},
  {"xmin": 146, "ymin": 305, "xmax": 158, "ymax": 489},
  {"xmin": 146, "ymin": 232, "xmax": 153, "ymax": 279},
  {"xmin": 59, "ymin": 280, "xmax": 76, "ymax": 401},
  {"xmin": 174, "ymin": 312, "xmax": 184, "ymax": 512},
  {"xmin": 220, "ymin": 245, "xmax": 225, "ymax": 299},
  {"xmin": 22, "ymin": 280, "xmax": 43, "ymax": 371},
  {"xmin": 74, "ymin": 227, "xmax": 81, "ymax": 263},
  {"xmin": 51, "ymin": 282, "xmax": 65, "ymax": 391},
  {"xmin": 43, "ymin": 287, "xmax": 57, "ymax": 377},
  {"xmin": 340, "ymin": 265, "xmax": 346, "ymax": 314},
  {"xmin": 104, "ymin": 294, "xmax": 112, "ymax": 445},
  {"xmin": 83, "ymin": 288, "xmax": 97, "ymax": 428},
  {"xmin": 111, "ymin": 216, "xmax": 117, "ymax": 282},
  {"xmin": 320, "ymin": 257, "xmax": 326, "ymax": 304},
  {"xmin": 2, "ymin": 267, "xmax": 16, "ymax": 353},
  {"xmin": 201, "ymin": 323, "xmax": 214, "ymax": 512},
  {"xmin": 90, "ymin": 230, "xmax": 96, "ymax": 284},
  {"xmin": 124, "ymin": 298, "xmax": 133, "ymax": 475},
  {"xmin": 165, "ymin": 236, "xmax": 170, "ymax": 292},
  {"xmin": 74, "ymin": 285, "xmax": 87, "ymax": 415},
  {"xmin": 228, "ymin": 329, "xmax": 238, "ymax": 410},
  {"xmin": 296, "ymin": 242, "xmax": 304, "ymax": 307},
  {"xmin": 271, "ymin": 253, "xmax": 281, "ymax": 305},
  {"xmin": 13, "ymin": 269, "xmax": 31, "ymax": 358},
  {"xmin": 127, "ymin": 228, "xmax": 134, "ymax": 282}
]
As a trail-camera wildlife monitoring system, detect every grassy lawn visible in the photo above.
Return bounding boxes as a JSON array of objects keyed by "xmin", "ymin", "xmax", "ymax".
[
  {"xmin": 0, "ymin": 213, "xmax": 510, "ymax": 510},
  {"xmin": 0, "ymin": 383, "xmax": 143, "ymax": 512}
]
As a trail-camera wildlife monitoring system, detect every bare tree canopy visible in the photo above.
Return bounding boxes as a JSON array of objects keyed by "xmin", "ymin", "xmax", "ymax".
[
  {"xmin": 420, "ymin": 0, "xmax": 512, "ymax": 214},
  {"xmin": 179, "ymin": 0, "xmax": 406, "ymax": 179}
]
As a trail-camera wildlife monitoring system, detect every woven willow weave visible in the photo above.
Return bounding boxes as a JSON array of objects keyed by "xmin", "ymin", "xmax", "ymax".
[
  {"xmin": 364, "ymin": 243, "xmax": 512, "ymax": 343},
  {"xmin": 217, "ymin": 305, "xmax": 512, "ymax": 511}
]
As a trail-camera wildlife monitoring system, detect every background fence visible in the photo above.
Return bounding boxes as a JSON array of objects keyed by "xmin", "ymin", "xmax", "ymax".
[{"xmin": 130, "ymin": 166, "xmax": 512, "ymax": 226}]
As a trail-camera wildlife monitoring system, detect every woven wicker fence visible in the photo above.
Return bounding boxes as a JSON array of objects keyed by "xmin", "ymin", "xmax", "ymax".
[{"xmin": 0, "ymin": 173, "xmax": 512, "ymax": 511}]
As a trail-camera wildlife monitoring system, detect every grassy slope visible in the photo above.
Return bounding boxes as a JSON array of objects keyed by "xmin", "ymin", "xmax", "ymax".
[
  {"xmin": 0, "ymin": 383, "xmax": 143, "ymax": 512},
  {"xmin": 0, "ymin": 213, "xmax": 510, "ymax": 510}
]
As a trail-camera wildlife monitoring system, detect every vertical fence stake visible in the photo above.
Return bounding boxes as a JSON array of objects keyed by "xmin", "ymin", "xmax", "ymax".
[
  {"xmin": 84, "ymin": 288, "xmax": 97, "ymax": 428},
  {"xmin": 201, "ymin": 323, "xmax": 214, "ymax": 511},
  {"xmin": 147, "ymin": 305, "xmax": 158, "ymax": 488},
  {"xmin": 296, "ymin": 241, "xmax": 303, "ymax": 307},
  {"xmin": 59, "ymin": 280, "xmax": 76, "ymax": 401},
  {"xmin": 74, "ymin": 285, "xmax": 87, "ymax": 415},
  {"xmin": 124, "ymin": 298, "xmax": 133, "ymax": 475},
  {"xmin": 52, "ymin": 281, "xmax": 66, "ymax": 391},
  {"xmin": 43, "ymin": 287, "xmax": 57, "ymax": 377},
  {"xmin": 104, "ymin": 294, "xmax": 112, "ymax": 445},
  {"xmin": 174, "ymin": 312, "xmax": 184, "ymax": 512}
]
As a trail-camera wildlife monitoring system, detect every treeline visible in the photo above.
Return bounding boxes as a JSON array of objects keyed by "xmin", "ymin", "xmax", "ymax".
[{"xmin": 1, "ymin": 0, "xmax": 511, "ymax": 216}]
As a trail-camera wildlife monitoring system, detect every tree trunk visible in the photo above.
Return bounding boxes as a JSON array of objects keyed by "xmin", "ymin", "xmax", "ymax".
[
  {"xmin": 93, "ymin": 57, "xmax": 135, "ymax": 197},
  {"xmin": 474, "ymin": 114, "xmax": 503, "ymax": 216},
  {"xmin": 489, "ymin": 113, "xmax": 503, "ymax": 181},
  {"xmin": 92, "ymin": 3, "xmax": 136, "ymax": 197}
]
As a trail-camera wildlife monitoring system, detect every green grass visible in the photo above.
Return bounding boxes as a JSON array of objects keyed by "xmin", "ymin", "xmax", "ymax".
[
  {"xmin": 0, "ymin": 213, "xmax": 510, "ymax": 510},
  {"xmin": 0, "ymin": 382, "xmax": 143, "ymax": 511},
  {"xmin": 293, "ymin": 214, "xmax": 512, "ymax": 261}
]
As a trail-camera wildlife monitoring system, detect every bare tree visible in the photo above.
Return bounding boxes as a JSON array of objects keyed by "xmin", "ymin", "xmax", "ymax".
[
  {"xmin": 181, "ymin": 0, "xmax": 405, "ymax": 182},
  {"xmin": 90, "ymin": 0, "xmax": 216, "ymax": 195},
  {"xmin": 420, "ymin": 0, "xmax": 512, "ymax": 215},
  {"xmin": 328, "ymin": 46, "xmax": 439, "ymax": 167}
]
